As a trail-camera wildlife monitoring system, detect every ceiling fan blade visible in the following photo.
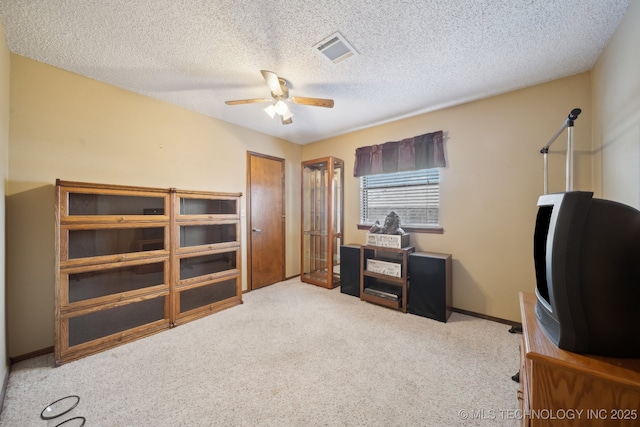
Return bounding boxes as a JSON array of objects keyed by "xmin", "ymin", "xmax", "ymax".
[
  {"xmin": 260, "ymin": 70, "xmax": 283, "ymax": 97},
  {"xmin": 279, "ymin": 78, "xmax": 289, "ymax": 99},
  {"xmin": 225, "ymin": 98, "xmax": 271, "ymax": 105},
  {"xmin": 291, "ymin": 97, "xmax": 334, "ymax": 108}
]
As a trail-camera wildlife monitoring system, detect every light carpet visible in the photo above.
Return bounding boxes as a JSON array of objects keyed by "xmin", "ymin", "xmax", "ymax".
[{"xmin": 0, "ymin": 278, "xmax": 521, "ymax": 426}]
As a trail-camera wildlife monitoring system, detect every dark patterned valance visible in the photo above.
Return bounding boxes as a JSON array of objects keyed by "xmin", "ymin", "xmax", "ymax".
[{"xmin": 353, "ymin": 130, "xmax": 445, "ymax": 177}]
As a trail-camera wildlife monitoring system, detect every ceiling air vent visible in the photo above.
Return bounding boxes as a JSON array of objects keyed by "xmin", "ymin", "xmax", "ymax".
[{"xmin": 314, "ymin": 32, "xmax": 358, "ymax": 64}]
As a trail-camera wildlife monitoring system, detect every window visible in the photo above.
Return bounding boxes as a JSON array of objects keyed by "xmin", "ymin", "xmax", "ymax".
[{"xmin": 360, "ymin": 168, "xmax": 440, "ymax": 229}]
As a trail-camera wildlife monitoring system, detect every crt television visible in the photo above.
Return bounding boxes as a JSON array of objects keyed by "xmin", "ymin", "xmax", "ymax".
[{"xmin": 533, "ymin": 191, "xmax": 640, "ymax": 357}]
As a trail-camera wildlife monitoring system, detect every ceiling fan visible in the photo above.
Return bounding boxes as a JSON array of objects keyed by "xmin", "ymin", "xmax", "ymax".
[{"xmin": 225, "ymin": 70, "xmax": 334, "ymax": 125}]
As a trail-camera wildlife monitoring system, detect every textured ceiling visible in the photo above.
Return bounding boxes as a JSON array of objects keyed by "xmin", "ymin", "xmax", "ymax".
[{"xmin": 0, "ymin": 0, "xmax": 631, "ymax": 144}]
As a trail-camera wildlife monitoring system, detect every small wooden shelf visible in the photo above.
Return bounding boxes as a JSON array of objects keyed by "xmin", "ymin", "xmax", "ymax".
[
  {"xmin": 361, "ymin": 291, "xmax": 401, "ymax": 310},
  {"xmin": 362, "ymin": 270, "xmax": 404, "ymax": 283},
  {"xmin": 360, "ymin": 245, "xmax": 414, "ymax": 313}
]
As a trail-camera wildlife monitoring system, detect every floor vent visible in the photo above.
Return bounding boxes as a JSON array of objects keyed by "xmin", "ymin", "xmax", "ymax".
[{"xmin": 314, "ymin": 32, "xmax": 358, "ymax": 64}]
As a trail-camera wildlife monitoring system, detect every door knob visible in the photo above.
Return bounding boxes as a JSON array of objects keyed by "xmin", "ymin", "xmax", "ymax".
[{"xmin": 252, "ymin": 228, "xmax": 262, "ymax": 232}]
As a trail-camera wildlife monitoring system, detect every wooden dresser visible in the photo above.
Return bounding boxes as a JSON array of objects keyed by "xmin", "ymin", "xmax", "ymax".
[{"xmin": 519, "ymin": 292, "xmax": 640, "ymax": 426}]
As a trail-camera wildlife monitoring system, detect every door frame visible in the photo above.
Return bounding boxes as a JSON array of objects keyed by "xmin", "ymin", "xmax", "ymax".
[{"xmin": 246, "ymin": 151, "xmax": 286, "ymax": 291}]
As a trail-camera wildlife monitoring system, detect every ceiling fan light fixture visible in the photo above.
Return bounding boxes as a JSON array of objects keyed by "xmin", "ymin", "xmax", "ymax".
[
  {"xmin": 274, "ymin": 100, "xmax": 289, "ymax": 116},
  {"xmin": 282, "ymin": 109, "xmax": 293, "ymax": 121},
  {"xmin": 265, "ymin": 100, "xmax": 292, "ymax": 120},
  {"xmin": 264, "ymin": 104, "xmax": 277, "ymax": 118}
]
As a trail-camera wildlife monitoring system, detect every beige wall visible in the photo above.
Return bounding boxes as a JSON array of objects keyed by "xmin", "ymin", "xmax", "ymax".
[
  {"xmin": 0, "ymin": 21, "xmax": 10, "ymax": 385},
  {"xmin": 7, "ymin": 55, "xmax": 302, "ymax": 357},
  {"xmin": 5, "ymin": 0, "xmax": 639, "ymax": 357},
  {"xmin": 591, "ymin": 0, "xmax": 640, "ymax": 208},
  {"xmin": 303, "ymin": 73, "xmax": 592, "ymax": 322}
]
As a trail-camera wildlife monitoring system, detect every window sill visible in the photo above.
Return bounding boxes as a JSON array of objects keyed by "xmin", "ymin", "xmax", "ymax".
[{"xmin": 357, "ymin": 224, "xmax": 444, "ymax": 234}]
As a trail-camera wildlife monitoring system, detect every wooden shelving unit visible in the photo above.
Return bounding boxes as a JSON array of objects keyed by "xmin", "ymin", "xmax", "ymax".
[
  {"xmin": 172, "ymin": 189, "xmax": 243, "ymax": 326},
  {"xmin": 55, "ymin": 180, "xmax": 242, "ymax": 365},
  {"xmin": 360, "ymin": 245, "xmax": 414, "ymax": 312}
]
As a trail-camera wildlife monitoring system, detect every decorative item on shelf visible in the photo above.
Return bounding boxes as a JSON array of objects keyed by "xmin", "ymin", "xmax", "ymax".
[
  {"xmin": 380, "ymin": 211, "xmax": 406, "ymax": 235},
  {"xmin": 366, "ymin": 211, "xmax": 410, "ymax": 248}
]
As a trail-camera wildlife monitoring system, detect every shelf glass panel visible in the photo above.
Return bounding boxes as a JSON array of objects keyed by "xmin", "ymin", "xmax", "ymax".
[
  {"xmin": 179, "ymin": 278, "xmax": 238, "ymax": 313},
  {"xmin": 179, "ymin": 198, "xmax": 236, "ymax": 215},
  {"xmin": 67, "ymin": 263, "xmax": 165, "ymax": 303},
  {"xmin": 68, "ymin": 296, "xmax": 166, "ymax": 347},
  {"xmin": 68, "ymin": 193, "xmax": 164, "ymax": 216},
  {"xmin": 179, "ymin": 224, "xmax": 237, "ymax": 248},
  {"xmin": 68, "ymin": 227, "xmax": 165, "ymax": 259},
  {"xmin": 302, "ymin": 164, "xmax": 329, "ymax": 234},
  {"xmin": 332, "ymin": 160, "xmax": 343, "ymax": 235},
  {"xmin": 333, "ymin": 235, "xmax": 341, "ymax": 265},
  {"xmin": 179, "ymin": 251, "xmax": 237, "ymax": 280},
  {"xmin": 302, "ymin": 233, "xmax": 328, "ymax": 275}
]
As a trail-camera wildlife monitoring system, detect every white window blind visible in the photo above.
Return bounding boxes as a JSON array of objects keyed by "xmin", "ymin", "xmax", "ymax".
[{"xmin": 360, "ymin": 169, "xmax": 440, "ymax": 227}]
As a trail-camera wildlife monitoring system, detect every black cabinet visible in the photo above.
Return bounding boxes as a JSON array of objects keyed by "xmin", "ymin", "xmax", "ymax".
[{"xmin": 408, "ymin": 252, "xmax": 452, "ymax": 322}]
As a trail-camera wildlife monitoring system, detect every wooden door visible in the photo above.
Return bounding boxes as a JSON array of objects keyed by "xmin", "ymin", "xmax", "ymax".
[{"xmin": 247, "ymin": 152, "xmax": 285, "ymax": 289}]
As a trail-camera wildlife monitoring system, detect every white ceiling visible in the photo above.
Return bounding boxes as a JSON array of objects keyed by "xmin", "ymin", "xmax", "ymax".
[{"xmin": 0, "ymin": 0, "xmax": 631, "ymax": 145}]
